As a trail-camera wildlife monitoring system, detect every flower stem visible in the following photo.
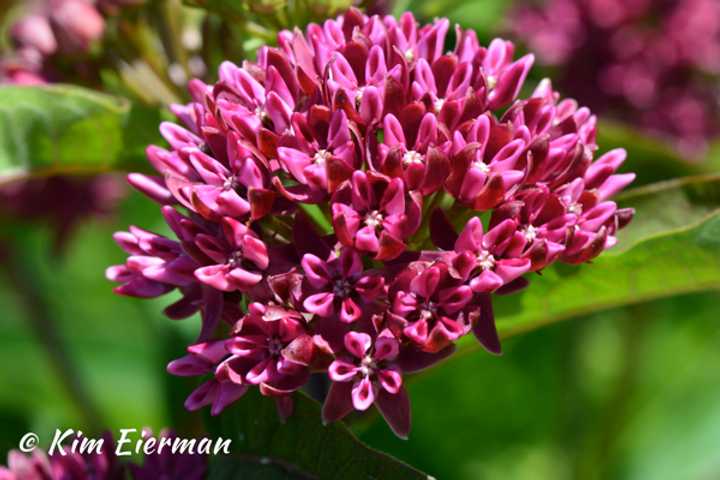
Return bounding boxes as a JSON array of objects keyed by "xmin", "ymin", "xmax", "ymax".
[{"xmin": 298, "ymin": 203, "xmax": 333, "ymax": 235}]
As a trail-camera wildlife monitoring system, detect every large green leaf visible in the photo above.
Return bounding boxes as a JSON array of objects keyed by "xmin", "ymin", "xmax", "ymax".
[
  {"xmin": 207, "ymin": 390, "xmax": 428, "ymax": 480},
  {"xmin": 0, "ymin": 85, "xmax": 161, "ymax": 185},
  {"xmin": 478, "ymin": 175, "xmax": 720, "ymax": 344},
  {"xmin": 596, "ymin": 121, "xmax": 706, "ymax": 186}
]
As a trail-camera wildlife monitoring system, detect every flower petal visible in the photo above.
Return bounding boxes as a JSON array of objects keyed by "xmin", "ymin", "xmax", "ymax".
[{"xmin": 351, "ymin": 376, "xmax": 375, "ymax": 411}]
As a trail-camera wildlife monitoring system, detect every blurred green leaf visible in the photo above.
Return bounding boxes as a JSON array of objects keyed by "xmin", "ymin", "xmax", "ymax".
[
  {"xmin": 183, "ymin": 0, "xmax": 245, "ymax": 18},
  {"xmin": 481, "ymin": 175, "xmax": 720, "ymax": 342},
  {"xmin": 612, "ymin": 174, "xmax": 720, "ymax": 252},
  {"xmin": 183, "ymin": 0, "xmax": 353, "ymax": 31},
  {"xmin": 207, "ymin": 390, "xmax": 428, "ymax": 480},
  {"xmin": 408, "ymin": 0, "xmax": 508, "ymax": 41},
  {"xmin": 0, "ymin": 85, "xmax": 161, "ymax": 185},
  {"xmin": 597, "ymin": 121, "xmax": 705, "ymax": 186}
]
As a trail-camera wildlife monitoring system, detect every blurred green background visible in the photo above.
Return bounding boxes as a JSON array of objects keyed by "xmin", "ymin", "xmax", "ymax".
[{"xmin": 1, "ymin": 0, "xmax": 720, "ymax": 479}]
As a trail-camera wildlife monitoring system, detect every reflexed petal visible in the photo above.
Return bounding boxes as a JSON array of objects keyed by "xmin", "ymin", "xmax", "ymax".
[
  {"xmin": 184, "ymin": 380, "xmax": 217, "ymax": 411},
  {"xmin": 167, "ymin": 355, "xmax": 211, "ymax": 376},
  {"xmin": 211, "ymin": 383, "xmax": 249, "ymax": 416},
  {"xmin": 322, "ymin": 381, "xmax": 354, "ymax": 424},
  {"xmin": 397, "ymin": 344, "xmax": 455, "ymax": 372},
  {"xmin": 375, "ymin": 386, "xmax": 411, "ymax": 440},
  {"xmin": 281, "ymin": 334, "xmax": 315, "ymax": 366},
  {"xmin": 471, "ymin": 294, "xmax": 502, "ymax": 354}
]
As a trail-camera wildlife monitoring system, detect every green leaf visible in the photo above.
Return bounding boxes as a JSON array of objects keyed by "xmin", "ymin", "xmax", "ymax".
[
  {"xmin": 0, "ymin": 85, "xmax": 162, "ymax": 185},
  {"xmin": 410, "ymin": 0, "xmax": 508, "ymax": 41},
  {"xmin": 597, "ymin": 121, "xmax": 706, "ymax": 186},
  {"xmin": 611, "ymin": 174, "xmax": 720, "ymax": 253},
  {"xmin": 486, "ymin": 175, "xmax": 720, "ymax": 340},
  {"xmin": 207, "ymin": 389, "xmax": 428, "ymax": 480}
]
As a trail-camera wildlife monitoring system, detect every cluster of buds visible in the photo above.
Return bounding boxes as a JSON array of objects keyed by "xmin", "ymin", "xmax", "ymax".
[
  {"xmin": 511, "ymin": 0, "xmax": 720, "ymax": 155},
  {"xmin": 0, "ymin": 431, "xmax": 205, "ymax": 480},
  {"xmin": 108, "ymin": 9, "xmax": 634, "ymax": 438}
]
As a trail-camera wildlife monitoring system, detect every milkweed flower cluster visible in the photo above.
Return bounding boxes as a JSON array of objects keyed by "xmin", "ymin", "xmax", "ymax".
[
  {"xmin": 108, "ymin": 8, "xmax": 634, "ymax": 438},
  {"xmin": 0, "ymin": 431, "xmax": 206, "ymax": 480},
  {"xmin": 0, "ymin": 0, "xmax": 109, "ymax": 85},
  {"xmin": 0, "ymin": 175, "xmax": 125, "ymax": 255},
  {"xmin": 511, "ymin": 0, "xmax": 720, "ymax": 156}
]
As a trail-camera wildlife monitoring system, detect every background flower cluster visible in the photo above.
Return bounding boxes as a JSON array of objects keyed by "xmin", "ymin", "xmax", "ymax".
[{"xmin": 511, "ymin": 0, "xmax": 720, "ymax": 156}]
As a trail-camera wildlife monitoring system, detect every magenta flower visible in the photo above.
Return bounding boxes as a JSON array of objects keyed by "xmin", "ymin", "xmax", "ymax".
[
  {"xmin": 302, "ymin": 247, "xmax": 385, "ymax": 323},
  {"xmin": 168, "ymin": 339, "xmax": 249, "ymax": 416},
  {"xmin": 446, "ymin": 115, "xmax": 526, "ymax": 210},
  {"xmin": 11, "ymin": 15, "xmax": 57, "ymax": 56},
  {"xmin": 107, "ymin": 226, "xmax": 197, "ymax": 298},
  {"xmin": 378, "ymin": 108, "xmax": 450, "ymax": 194},
  {"xmin": 193, "ymin": 217, "xmax": 269, "ymax": 292},
  {"xmin": 451, "ymin": 217, "xmax": 530, "ymax": 293},
  {"xmin": 323, "ymin": 330, "xmax": 410, "ymax": 438},
  {"xmin": 224, "ymin": 304, "xmax": 314, "ymax": 393},
  {"xmin": 128, "ymin": 430, "xmax": 207, "ymax": 480},
  {"xmin": 0, "ymin": 434, "xmax": 124, "ymax": 480},
  {"xmin": 389, "ymin": 262, "xmax": 472, "ymax": 353},
  {"xmin": 50, "ymin": 0, "xmax": 105, "ymax": 52},
  {"xmin": 0, "ymin": 432, "xmax": 205, "ymax": 480},
  {"xmin": 109, "ymin": 9, "xmax": 635, "ymax": 438},
  {"xmin": 0, "ymin": 175, "xmax": 125, "ymax": 254},
  {"xmin": 332, "ymin": 171, "xmax": 421, "ymax": 260},
  {"xmin": 277, "ymin": 109, "xmax": 356, "ymax": 197}
]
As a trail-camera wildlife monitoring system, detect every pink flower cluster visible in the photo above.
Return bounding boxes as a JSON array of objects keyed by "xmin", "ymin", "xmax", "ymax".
[
  {"xmin": 108, "ymin": 9, "xmax": 634, "ymax": 438},
  {"xmin": 511, "ymin": 0, "xmax": 720, "ymax": 155},
  {"xmin": 0, "ymin": 175, "xmax": 125, "ymax": 254},
  {"xmin": 0, "ymin": 0, "xmax": 132, "ymax": 85},
  {"xmin": 0, "ymin": 431, "xmax": 205, "ymax": 480}
]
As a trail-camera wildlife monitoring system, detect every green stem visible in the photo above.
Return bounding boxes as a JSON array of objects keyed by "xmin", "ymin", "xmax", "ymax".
[
  {"xmin": 408, "ymin": 191, "xmax": 452, "ymax": 250},
  {"xmin": 298, "ymin": 203, "xmax": 333, "ymax": 235},
  {"xmin": 573, "ymin": 307, "xmax": 649, "ymax": 480}
]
